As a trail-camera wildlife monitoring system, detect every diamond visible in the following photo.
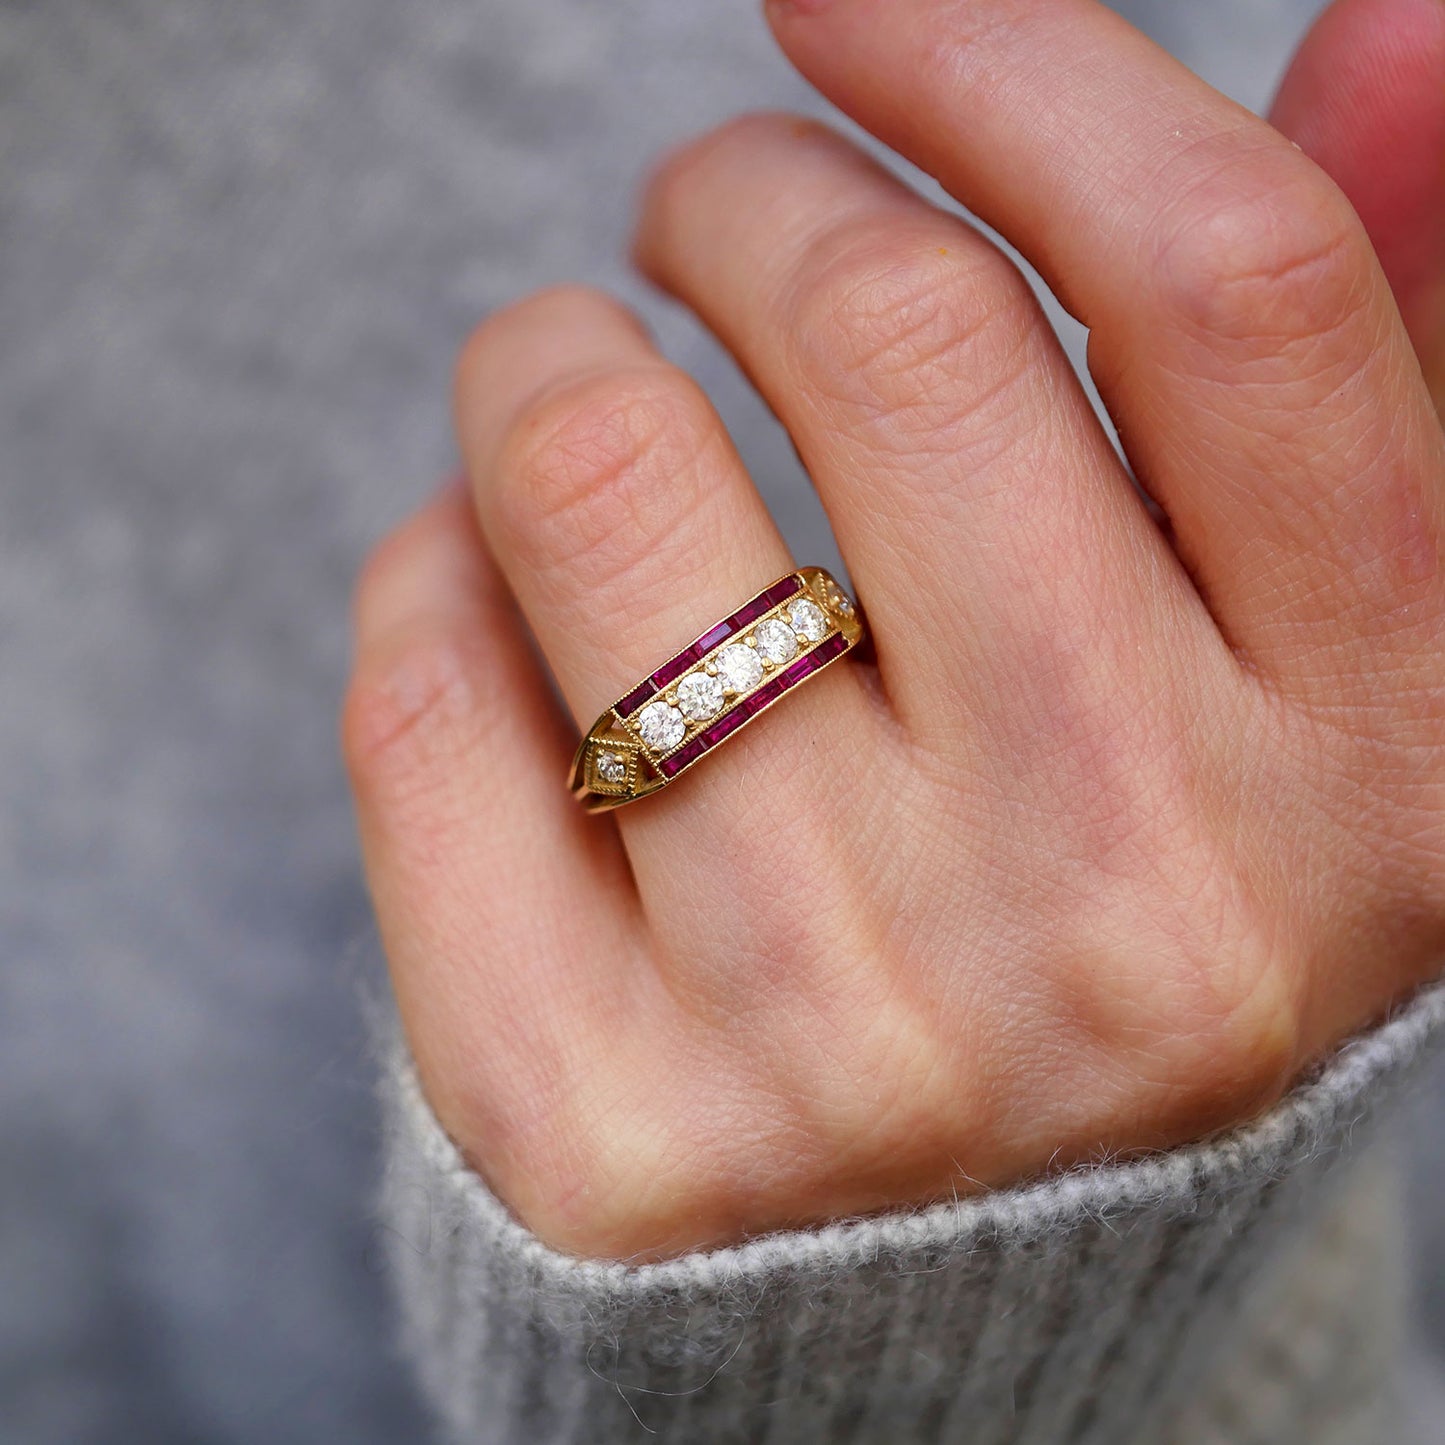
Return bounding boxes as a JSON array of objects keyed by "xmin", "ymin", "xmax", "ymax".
[
  {"xmin": 636, "ymin": 699, "xmax": 685, "ymax": 752},
  {"xmin": 822, "ymin": 578, "xmax": 855, "ymax": 618},
  {"xmin": 788, "ymin": 598, "xmax": 828, "ymax": 643},
  {"xmin": 596, "ymin": 750, "xmax": 627, "ymax": 784},
  {"xmin": 676, "ymin": 671, "xmax": 724, "ymax": 722},
  {"xmin": 715, "ymin": 642, "xmax": 763, "ymax": 694},
  {"xmin": 754, "ymin": 618, "xmax": 798, "ymax": 665}
]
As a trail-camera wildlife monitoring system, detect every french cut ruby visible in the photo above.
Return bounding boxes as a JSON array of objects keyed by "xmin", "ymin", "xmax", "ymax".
[
  {"xmin": 730, "ymin": 575, "xmax": 803, "ymax": 632},
  {"xmin": 702, "ymin": 708, "xmax": 746, "ymax": 747},
  {"xmin": 776, "ymin": 654, "xmax": 816, "ymax": 688},
  {"xmin": 692, "ymin": 620, "xmax": 735, "ymax": 657},
  {"xmin": 765, "ymin": 575, "xmax": 805, "ymax": 608},
  {"xmin": 650, "ymin": 620, "xmax": 732, "ymax": 689},
  {"xmin": 649, "ymin": 656, "xmax": 690, "ymax": 690},
  {"xmin": 711, "ymin": 705, "xmax": 757, "ymax": 749},
  {"xmin": 658, "ymin": 736, "xmax": 707, "ymax": 778},
  {"xmin": 742, "ymin": 677, "xmax": 784, "ymax": 716},
  {"xmin": 615, "ymin": 680, "xmax": 658, "ymax": 718},
  {"xmin": 803, "ymin": 632, "xmax": 848, "ymax": 669},
  {"xmin": 630, "ymin": 578, "xmax": 806, "ymax": 701}
]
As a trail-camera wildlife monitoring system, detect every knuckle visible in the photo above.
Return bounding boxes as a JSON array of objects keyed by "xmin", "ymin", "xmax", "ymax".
[
  {"xmin": 349, "ymin": 521, "xmax": 417, "ymax": 629},
  {"xmin": 341, "ymin": 627, "xmax": 486, "ymax": 810},
  {"xmin": 1123, "ymin": 933, "xmax": 1303, "ymax": 1143},
  {"xmin": 1052, "ymin": 859, "xmax": 1305, "ymax": 1147},
  {"xmin": 1153, "ymin": 160, "xmax": 1372, "ymax": 355},
  {"xmin": 348, "ymin": 501, "xmax": 462, "ymax": 637},
  {"xmin": 521, "ymin": 1135, "xmax": 706, "ymax": 1262},
  {"xmin": 783, "ymin": 215, "xmax": 1036, "ymax": 434},
  {"xmin": 455, "ymin": 285, "xmax": 633, "ymax": 398},
  {"xmin": 493, "ymin": 365, "xmax": 716, "ymax": 577},
  {"xmin": 510, "ymin": 1043, "xmax": 773, "ymax": 1262},
  {"xmin": 645, "ymin": 110, "xmax": 800, "ymax": 210},
  {"xmin": 1178, "ymin": 953, "xmax": 1300, "ymax": 1132}
]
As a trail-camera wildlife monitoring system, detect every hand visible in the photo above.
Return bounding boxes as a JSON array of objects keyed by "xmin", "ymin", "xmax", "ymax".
[{"xmin": 343, "ymin": 0, "xmax": 1445, "ymax": 1260}]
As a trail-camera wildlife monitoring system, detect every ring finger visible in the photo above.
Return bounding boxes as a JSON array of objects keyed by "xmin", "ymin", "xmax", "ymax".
[{"xmin": 454, "ymin": 284, "xmax": 885, "ymax": 993}]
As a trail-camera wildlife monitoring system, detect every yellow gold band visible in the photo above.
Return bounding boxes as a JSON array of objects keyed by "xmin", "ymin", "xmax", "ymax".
[{"xmin": 569, "ymin": 567, "xmax": 864, "ymax": 812}]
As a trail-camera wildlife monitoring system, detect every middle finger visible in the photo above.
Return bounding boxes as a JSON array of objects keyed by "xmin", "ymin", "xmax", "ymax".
[
  {"xmin": 767, "ymin": 0, "xmax": 1445, "ymax": 702},
  {"xmin": 636, "ymin": 115, "xmax": 1218, "ymax": 742}
]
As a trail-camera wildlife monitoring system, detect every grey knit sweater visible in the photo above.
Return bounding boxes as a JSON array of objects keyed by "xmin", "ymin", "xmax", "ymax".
[
  {"xmin": 6, "ymin": 1, "xmax": 1444, "ymax": 1440},
  {"xmin": 380, "ymin": 977, "xmax": 1445, "ymax": 1443}
]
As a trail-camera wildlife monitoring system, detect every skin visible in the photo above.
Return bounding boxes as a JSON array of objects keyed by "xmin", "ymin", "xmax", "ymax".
[{"xmin": 343, "ymin": 0, "xmax": 1445, "ymax": 1261}]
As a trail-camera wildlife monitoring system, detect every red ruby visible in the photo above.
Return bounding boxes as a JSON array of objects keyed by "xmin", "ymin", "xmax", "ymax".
[
  {"xmin": 801, "ymin": 633, "xmax": 847, "ymax": 671},
  {"xmin": 776, "ymin": 654, "xmax": 817, "ymax": 688},
  {"xmin": 692, "ymin": 620, "xmax": 734, "ymax": 656},
  {"xmin": 658, "ymin": 736, "xmax": 707, "ymax": 778},
  {"xmin": 649, "ymin": 653, "xmax": 692, "ymax": 690},
  {"xmin": 765, "ymin": 575, "xmax": 805, "ymax": 608},
  {"xmin": 702, "ymin": 707, "xmax": 746, "ymax": 747},
  {"xmin": 729, "ymin": 575, "xmax": 803, "ymax": 632},
  {"xmin": 633, "ymin": 578, "xmax": 806, "ymax": 700},
  {"xmin": 614, "ymin": 680, "xmax": 658, "ymax": 718}
]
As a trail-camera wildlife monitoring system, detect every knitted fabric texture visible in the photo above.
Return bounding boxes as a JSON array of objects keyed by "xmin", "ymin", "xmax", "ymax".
[
  {"xmin": 379, "ymin": 977, "xmax": 1445, "ymax": 1444},
  {"xmin": 1159, "ymin": 1155, "xmax": 1407, "ymax": 1444}
]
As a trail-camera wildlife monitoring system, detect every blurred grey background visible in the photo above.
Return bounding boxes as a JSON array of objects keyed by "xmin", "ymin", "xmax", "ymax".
[{"xmin": 2, "ymin": 2, "xmax": 1442, "ymax": 1440}]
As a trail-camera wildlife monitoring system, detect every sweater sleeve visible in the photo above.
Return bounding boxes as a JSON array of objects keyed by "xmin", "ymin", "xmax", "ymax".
[{"xmin": 375, "ymin": 977, "xmax": 1445, "ymax": 1445}]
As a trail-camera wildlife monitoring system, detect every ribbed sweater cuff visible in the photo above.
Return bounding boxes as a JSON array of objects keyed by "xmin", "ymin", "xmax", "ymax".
[{"xmin": 377, "ymin": 977, "xmax": 1445, "ymax": 1444}]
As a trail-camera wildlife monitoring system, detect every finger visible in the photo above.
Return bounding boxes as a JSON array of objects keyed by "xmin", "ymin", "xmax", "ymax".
[
  {"xmin": 635, "ymin": 113, "xmax": 1223, "ymax": 741},
  {"xmin": 454, "ymin": 287, "xmax": 796, "ymax": 722},
  {"xmin": 1270, "ymin": 0, "xmax": 1445, "ymax": 410},
  {"xmin": 342, "ymin": 484, "xmax": 648, "ymax": 1172},
  {"xmin": 767, "ymin": 0, "xmax": 1445, "ymax": 701},
  {"xmin": 452, "ymin": 286, "xmax": 883, "ymax": 988}
]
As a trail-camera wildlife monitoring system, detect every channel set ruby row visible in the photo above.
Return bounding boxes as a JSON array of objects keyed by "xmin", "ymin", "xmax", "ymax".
[{"xmin": 609, "ymin": 573, "xmax": 854, "ymax": 782}]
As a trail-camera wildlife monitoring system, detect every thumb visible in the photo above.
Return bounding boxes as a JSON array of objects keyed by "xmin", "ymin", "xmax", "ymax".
[{"xmin": 1270, "ymin": 0, "xmax": 1445, "ymax": 409}]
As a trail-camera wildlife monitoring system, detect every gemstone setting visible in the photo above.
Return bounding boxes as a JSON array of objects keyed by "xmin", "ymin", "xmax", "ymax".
[
  {"xmin": 656, "ymin": 631, "xmax": 850, "ymax": 779},
  {"xmin": 754, "ymin": 618, "xmax": 799, "ymax": 666},
  {"xmin": 584, "ymin": 740, "xmax": 637, "ymax": 795},
  {"xmin": 820, "ymin": 576, "xmax": 855, "ymax": 619},
  {"xmin": 636, "ymin": 699, "xmax": 685, "ymax": 752},
  {"xmin": 715, "ymin": 642, "xmax": 764, "ymax": 694},
  {"xmin": 787, "ymin": 597, "xmax": 828, "ymax": 643},
  {"xmin": 676, "ymin": 671, "xmax": 724, "ymax": 722}
]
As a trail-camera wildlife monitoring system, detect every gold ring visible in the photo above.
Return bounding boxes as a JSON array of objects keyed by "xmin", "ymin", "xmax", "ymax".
[{"xmin": 569, "ymin": 567, "xmax": 864, "ymax": 811}]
